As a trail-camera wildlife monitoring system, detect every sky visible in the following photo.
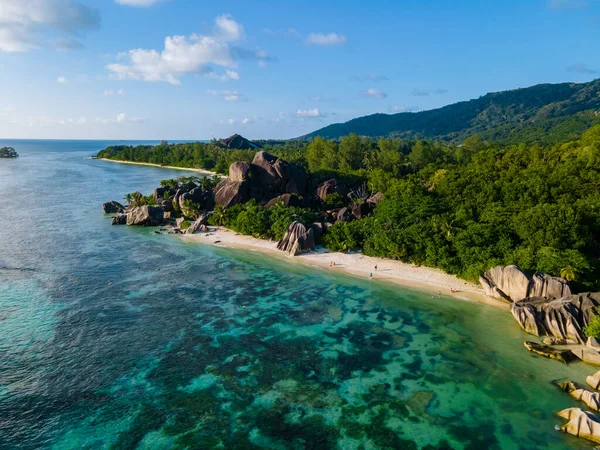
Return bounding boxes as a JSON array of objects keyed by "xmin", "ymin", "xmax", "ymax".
[{"xmin": 0, "ymin": 0, "xmax": 598, "ymax": 140}]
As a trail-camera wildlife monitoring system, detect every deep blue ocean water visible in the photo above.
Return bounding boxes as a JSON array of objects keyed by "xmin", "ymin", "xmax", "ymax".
[{"xmin": 0, "ymin": 140, "xmax": 595, "ymax": 449}]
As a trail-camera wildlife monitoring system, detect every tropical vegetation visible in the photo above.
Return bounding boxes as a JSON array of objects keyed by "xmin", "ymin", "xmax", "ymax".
[{"xmin": 0, "ymin": 146, "xmax": 18, "ymax": 158}]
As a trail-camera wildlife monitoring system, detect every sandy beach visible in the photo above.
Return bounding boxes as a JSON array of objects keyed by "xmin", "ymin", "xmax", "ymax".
[
  {"xmin": 181, "ymin": 226, "xmax": 507, "ymax": 310},
  {"xmin": 99, "ymin": 158, "xmax": 221, "ymax": 177}
]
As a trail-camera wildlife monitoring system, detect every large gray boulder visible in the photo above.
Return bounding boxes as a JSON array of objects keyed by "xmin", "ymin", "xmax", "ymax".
[
  {"xmin": 286, "ymin": 164, "xmax": 307, "ymax": 195},
  {"xmin": 153, "ymin": 186, "xmax": 174, "ymax": 204},
  {"xmin": 229, "ymin": 161, "xmax": 251, "ymax": 182},
  {"xmin": 102, "ymin": 201, "xmax": 125, "ymax": 214},
  {"xmin": 510, "ymin": 293, "xmax": 600, "ymax": 343},
  {"xmin": 186, "ymin": 213, "xmax": 209, "ymax": 235},
  {"xmin": 126, "ymin": 206, "xmax": 164, "ymax": 226},
  {"xmin": 480, "ymin": 265, "xmax": 530, "ymax": 302},
  {"xmin": 111, "ymin": 214, "xmax": 127, "ymax": 225},
  {"xmin": 178, "ymin": 187, "xmax": 214, "ymax": 211},
  {"xmin": 251, "ymin": 151, "xmax": 284, "ymax": 191},
  {"xmin": 557, "ymin": 381, "xmax": 600, "ymax": 411},
  {"xmin": 277, "ymin": 222, "xmax": 315, "ymax": 256},
  {"xmin": 528, "ymin": 273, "xmax": 571, "ymax": 298},
  {"xmin": 265, "ymin": 193, "xmax": 302, "ymax": 209},
  {"xmin": 214, "ymin": 180, "xmax": 249, "ymax": 207},
  {"xmin": 316, "ymin": 179, "xmax": 338, "ymax": 200},
  {"xmin": 557, "ymin": 408, "xmax": 600, "ymax": 444}
]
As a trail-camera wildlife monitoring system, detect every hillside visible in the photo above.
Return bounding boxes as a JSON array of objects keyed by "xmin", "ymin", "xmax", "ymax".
[{"xmin": 303, "ymin": 79, "xmax": 600, "ymax": 143}]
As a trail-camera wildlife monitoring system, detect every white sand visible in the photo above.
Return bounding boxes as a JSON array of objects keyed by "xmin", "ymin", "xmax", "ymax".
[
  {"xmin": 98, "ymin": 158, "xmax": 221, "ymax": 178},
  {"xmin": 181, "ymin": 226, "xmax": 508, "ymax": 310}
]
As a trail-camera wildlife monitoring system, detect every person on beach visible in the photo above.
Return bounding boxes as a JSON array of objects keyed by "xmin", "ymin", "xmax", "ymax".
[
  {"xmin": 374, "ymin": 265, "xmax": 378, "ymax": 271},
  {"xmin": 437, "ymin": 291, "xmax": 441, "ymax": 297},
  {"xmin": 370, "ymin": 272, "xmax": 373, "ymax": 278}
]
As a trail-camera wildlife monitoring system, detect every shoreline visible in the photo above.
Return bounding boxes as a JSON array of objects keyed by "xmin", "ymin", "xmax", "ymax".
[
  {"xmin": 181, "ymin": 226, "xmax": 508, "ymax": 311},
  {"xmin": 98, "ymin": 158, "xmax": 221, "ymax": 178}
]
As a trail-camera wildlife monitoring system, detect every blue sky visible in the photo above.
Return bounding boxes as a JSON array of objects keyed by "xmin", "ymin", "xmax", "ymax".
[{"xmin": 0, "ymin": 0, "xmax": 598, "ymax": 140}]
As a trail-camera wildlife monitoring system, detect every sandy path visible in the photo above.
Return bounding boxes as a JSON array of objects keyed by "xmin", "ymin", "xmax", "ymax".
[{"xmin": 181, "ymin": 227, "xmax": 508, "ymax": 310}]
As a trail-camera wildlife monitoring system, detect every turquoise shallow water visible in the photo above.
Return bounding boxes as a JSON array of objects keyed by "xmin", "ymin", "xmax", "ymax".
[{"xmin": 0, "ymin": 140, "xmax": 596, "ymax": 449}]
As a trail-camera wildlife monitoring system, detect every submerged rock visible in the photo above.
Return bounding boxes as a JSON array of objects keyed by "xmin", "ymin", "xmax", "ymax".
[
  {"xmin": 523, "ymin": 341, "xmax": 574, "ymax": 364},
  {"xmin": 511, "ymin": 293, "xmax": 600, "ymax": 343},
  {"xmin": 277, "ymin": 221, "xmax": 315, "ymax": 256},
  {"xmin": 102, "ymin": 201, "xmax": 125, "ymax": 214},
  {"xmin": 557, "ymin": 408, "xmax": 600, "ymax": 444},
  {"xmin": 126, "ymin": 206, "xmax": 164, "ymax": 226}
]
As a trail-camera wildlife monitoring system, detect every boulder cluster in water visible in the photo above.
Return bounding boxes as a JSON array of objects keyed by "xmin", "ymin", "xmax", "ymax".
[
  {"xmin": 103, "ymin": 149, "xmax": 383, "ymax": 254},
  {"xmin": 0, "ymin": 146, "xmax": 18, "ymax": 158}
]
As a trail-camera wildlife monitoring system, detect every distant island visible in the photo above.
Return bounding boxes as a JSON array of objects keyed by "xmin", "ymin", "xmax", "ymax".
[
  {"xmin": 303, "ymin": 79, "xmax": 600, "ymax": 144},
  {"xmin": 0, "ymin": 147, "xmax": 18, "ymax": 158}
]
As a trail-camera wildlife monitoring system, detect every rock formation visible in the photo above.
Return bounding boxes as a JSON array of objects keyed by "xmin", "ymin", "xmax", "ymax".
[
  {"xmin": 368, "ymin": 192, "xmax": 384, "ymax": 205},
  {"xmin": 218, "ymin": 134, "xmax": 261, "ymax": 150},
  {"xmin": 178, "ymin": 187, "xmax": 214, "ymax": 211},
  {"xmin": 523, "ymin": 341, "xmax": 574, "ymax": 363},
  {"xmin": 250, "ymin": 151, "xmax": 307, "ymax": 195},
  {"xmin": 557, "ymin": 408, "xmax": 600, "ymax": 444},
  {"xmin": 111, "ymin": 214, "xmax": 127, "ymax": 225},
  {"xmin": 480, "ymin": 265, "xmax": 571, "ymax": 302},
  {"xmin": 186, "ymin": 213, "xmax": 209, "ymax": 235},
  {"xmin": 557, "ymin": 381, "xmax": 600, "ymax": 411},
  {"xmin": 229, "ymin": 162, "xmax": 251, "ymax": 182},
  {"xmin": 511, "ymin": 293, "xmax": 600, "ymax": 343},
  {"xmin": 126, "ymin": 206, "xmax": 164, "ymax": 226},
  {"xmin": 265, "ymin": 194, "xmax": 302, "ymax": 209},
  {"xmin": 480, "ymin": 265, "xmax": 531, "ymax": 302},
  {"xmin": 214, "ymin": 180, "xmax": 249, "ymax": 207},
  {"xmin": 337, "ymin": 207, "xmax": 352, "ymax": 222},
  {"xmin": 587, "ymin": 371, "xmax": 600, "ymax": 390},
  {"xmin": 316, "ymin": 179, "xmax": 338, "ymax": 200},
  {"xmin": 102, "ymin": 201, "xmax": 125, "ymax": 214},
  {"xmin": 277, "ymin": 222, "xmax": 315, "ymax": 256}
]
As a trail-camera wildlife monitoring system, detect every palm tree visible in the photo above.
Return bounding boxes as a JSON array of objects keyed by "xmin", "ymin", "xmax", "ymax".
[
  {"xmin": 213, "ymin": 205, "xmax": 227, "ymax": 226},
  {"xmin": 124, "ymin": 192, "xmax": 133, "ymax": 206},
  {"xmin": 561, "ymin": 266, "xmax": 576, "ymax": 281}
]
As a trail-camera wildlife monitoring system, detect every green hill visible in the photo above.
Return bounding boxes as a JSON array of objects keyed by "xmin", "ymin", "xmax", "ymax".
[{"xmin": 303, "ymin": 79, "xmax": 600, "ymax": 143}]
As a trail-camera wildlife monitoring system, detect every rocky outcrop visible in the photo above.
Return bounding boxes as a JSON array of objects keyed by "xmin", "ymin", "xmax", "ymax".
[
  {"xmin": 250, "ymin": 151, "xmax": 307, "ymax": 195},
  {"xmin": 528, "ymin": 273, "xmax": 571, "ymax": 299},
  {"xmin": 186, "ymin": 213, "xmax": 209, "ymax": 235},
  {"xmin": 153, "ymin": 187, "xmax": 174, "ymax": 204},
  {"xmin": 557, "ymin": 408, "xmax": 600, "ymax": 444},
  {"xmin": 102, "ymin": 201, "xmax": 125, "ymax": 214},
  {"xmin": 480, "ymin": 265, "xmax": 571, "ymax": 302},
  {"xmin": 511, "ymin": 293, "xmax": 600, "ymax": 343},
  {"xmin": 160, "ymin": 200, "xmax": 173, "ymax": 212},
  {"xmin": 587, "ymin": 371, "xmax": 600, "ymax": 390},
  {"xmin": 480, "ymin": 265, "xmax": 530, "ymax": 302},
  {"xmin": 219, "ymin": 134, "xmax": 261, "ymax": 150},
  {"xmin": 111, "ymin": 214, "xmax": 127, "ymax": 225},
  {"xmin": 277, "ymin": 222, "xmax": 315, "ymax": 256},
  {"xmin": 178, "ymin": 187, "xmax": 214, "ymax": 211},
  {"xmin": 316, "ymin": 179, "xmax": 338, "ymax": 200},
  {"xmin": 557, "ymin": 381, "xmax": 600, "ymax": 411},
  {"xmin": 229, "ymin": 161, "xmax": 251, "ymax": 182},
  {"xmin": 336, "ymin": 207, "xmax": 352, "ymax": 222},
  {"xmin": 571, "ymin": 348, "xmax": 600, "ymax": 365},
  {"xmin": 311, "ymin": 222, "xmax": 325, "ymax": 239},
  {"xmin": 523, "ymin": 341, "xmax": 574, "ymax": 363},
  {"xmin": 351, "ymin": 202, "xmax": 373, "ymax": 220},
  {"xmin": 126, "ymin": 206, "xmax": 164, "ymax": 226},
  {"xmin": 265, "ymin": 194, "xmax": 302, "ymax": 209},
  {"xmin": 214, "ymin": 180, "xmax": 249, "ymax": 207},
  {"xmin": 589, "ymin": 337, "xmax": 600, "ymax": 351}
]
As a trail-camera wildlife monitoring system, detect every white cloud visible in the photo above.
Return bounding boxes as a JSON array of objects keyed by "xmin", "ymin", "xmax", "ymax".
[
  {"xmin": 96, "ymin": 113, "xmax": 144, "ymax": 124},
  {"xmin": 227, "ymin": 119, "xmax": 235, "ymax": 125},
  {"xmin": 305, "ymin": 32, "xmax": 347, "ymax": 46},
  {"xmin": 115, "ymin": 0, "xmax": 166, "ymax": 6},
  {"xmin": 296, "ymin": 108, "xmax": 323, "ymax": 118},
  {"xmin": 107, "ymin": 15, "xmax": 247, "ymax": 85},
  {"xmin": 103, "ymin": 89, "xmax": 125, "ymax": 96},
  {"xmin": 361, "ymin": 88, "xmax": 387, "ymax": 99},
  {"xmin": 206, "ymin": 89, "xmax": 242, "ymax": 101},
  {"xmin": 57, "ymin": 77, "xmax": 68, "ymax": 84},
  {"xmin": 214, "ymin": 14, "xmax": 244, "ymax": 42},
  {"xmin": 0, "ymin": 0, "xmax": 100, "ymax": 53},
  {"xmin": 241, "ymin": 117, "xmax": 251, "ymax": 125}
]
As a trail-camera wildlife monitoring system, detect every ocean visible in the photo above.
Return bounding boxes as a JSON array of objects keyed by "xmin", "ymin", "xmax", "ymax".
[{"xmin": 0, "ymin": 139, "xmax": 593, "ymax": 449}]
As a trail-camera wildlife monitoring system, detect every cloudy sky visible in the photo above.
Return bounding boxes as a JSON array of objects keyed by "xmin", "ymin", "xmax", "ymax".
[{"xmin": 0, "ymin": 0, "xmax": 598, "ymax": 140}]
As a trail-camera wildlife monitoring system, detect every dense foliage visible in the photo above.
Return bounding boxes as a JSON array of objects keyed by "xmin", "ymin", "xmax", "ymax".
[
  {"xmin": 102, "ymin": 124, "xmax": 600, "ymax": 289},
  {"xmin": 585, "ymin": 316, "xmax": 600, "ymax": 339},
  {"xmin": 303, "ymin": 79, "xmax": 600, "ymax": 144},
  {"xmin": 207, "ymin": 200, "xmax": 317, "ymax": 241},
  {"xmin": 0, "ymin": 146, "xmax": 18, "ymax": 158}
]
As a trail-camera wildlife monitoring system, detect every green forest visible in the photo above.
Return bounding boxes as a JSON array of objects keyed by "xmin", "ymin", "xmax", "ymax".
[
  {"xmin": 304, "ymin": 79, "xmax": 600, "ymax": 144},
  {"xmin": 99, "ymin": 126, "xmax": 600, "ymax": 290}
]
